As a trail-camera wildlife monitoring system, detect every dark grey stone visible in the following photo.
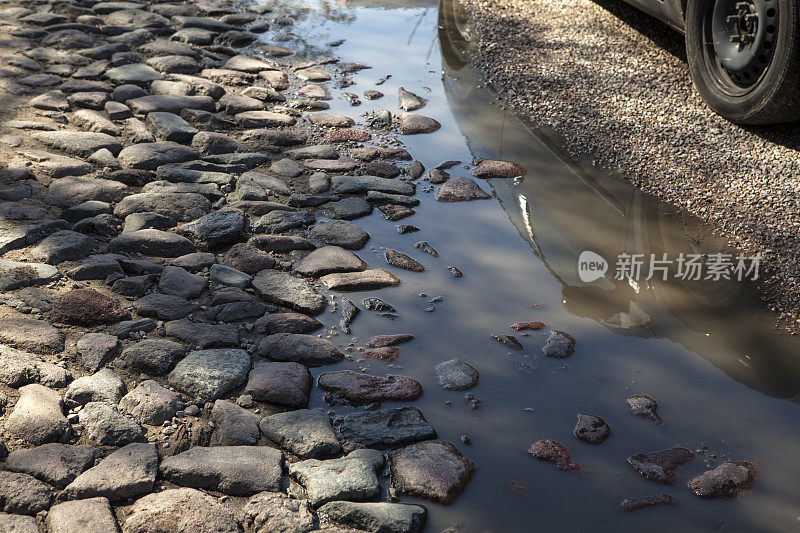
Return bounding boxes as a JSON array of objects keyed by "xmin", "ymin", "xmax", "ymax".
[
  {"xmin": 259, "ymin": 408, "xmax": 340, "ymax": 459},
  {"xmin": 335, "ymin": 407, "xmax": 437, "ymax": 449}
]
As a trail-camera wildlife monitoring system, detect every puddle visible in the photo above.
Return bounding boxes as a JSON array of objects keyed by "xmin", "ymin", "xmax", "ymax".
[{"xmin": 256, "ymin": 0, "xmax": 800, "ymax": 530}]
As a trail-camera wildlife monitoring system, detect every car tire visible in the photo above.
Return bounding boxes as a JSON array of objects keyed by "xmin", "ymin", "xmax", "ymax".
[{"xmin": 685, "ymin": 0, "xmax": 800, "ymax": 124}]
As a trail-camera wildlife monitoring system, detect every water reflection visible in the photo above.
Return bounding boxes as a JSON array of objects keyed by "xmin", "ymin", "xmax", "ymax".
[{"xmin": 437, "ymin": 0, "xmax": 800, "ymax": 400}]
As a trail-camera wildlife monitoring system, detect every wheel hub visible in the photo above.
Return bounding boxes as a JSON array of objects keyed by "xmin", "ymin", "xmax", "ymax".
[{"xmin": 711, "ymin": 0, "xmax": 777, "ymax": 85}]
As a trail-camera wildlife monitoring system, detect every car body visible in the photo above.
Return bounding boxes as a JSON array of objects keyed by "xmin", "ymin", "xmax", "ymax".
[{"xmin": 625, "ymin": 0, "xmax": 687, "ymax": 31}]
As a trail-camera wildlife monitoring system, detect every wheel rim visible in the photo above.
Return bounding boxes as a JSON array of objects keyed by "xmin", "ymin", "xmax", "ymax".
[{"xmin": 702, "ymin": 0, "xmax": 779, "ymax": 95}]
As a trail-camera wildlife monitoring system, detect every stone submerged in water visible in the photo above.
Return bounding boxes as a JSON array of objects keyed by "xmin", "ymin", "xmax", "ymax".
[
  {"xmin": 542, "ymin": 330, "xmax": 576, "ymax": 358},
  {"xmin": 573, "ymin": 414, "xmax": 611, "ymax": 444},
  {"xmin": 471, "ymin": 159, "xmax": 527, "ymax": 178},
  {"xmin": 492, "ymin": 334, "xmax": 522, "ymax": 351},
  {"xmin": 619, "ymin": 494, "xmax": 673, "ymax": 511},
  {"xmin": 398, "ymin": 87, "xmax": 425, "ymax": 111},
  {"xmin": 389, "ymin": 439, "xmax": 475, "ymax": 505},
  {"xmin": 627, "ymin": 393, "xmax": 662, "ymax": 424},
  {"xmin": 435, "ymin": 177, "xmax": 491, "ymax": 202},
  {"xmin": 687, "ymin": 461, "xmax": 757, "ymax": 498},
  {"xmin": 363, "ymin": 298, "xmax": 395, "ymax": 312},
  {"xmin": 628, "ymin": 448, "xmax": 694, "ymax": 484},
  {"xmin": 398, "ymin": 113, "xmax": 440, "ymax": 134},
  {"xmin": 340, "ymin": 299, "xmax": 359, "ymax": 334},
  {"xmin": 365, "ymin": 334, "xmax": 414, "ymax": 348},
  {"xmin": 364, "ymin": 347, "xmax": 400, "ymax": 361},
  {"xmin": 528, "ymin": 440, "xmax": 582, "ymax": 471},
  {"xmin": 434, "ymin": 359, "xmax": 479, "ymax": 390},
  {"xmin": 385, "ymin": 249, "xmax": 424, "ymax": 272}
]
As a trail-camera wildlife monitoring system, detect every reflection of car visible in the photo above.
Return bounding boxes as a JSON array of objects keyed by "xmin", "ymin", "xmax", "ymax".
[
  {"xmin": 624, "ymin": 0, "xmax": 800, "ymax": 125},
  {"xmin": 438, "ymin": 0, "xmax": 800, "ymax": 398}
]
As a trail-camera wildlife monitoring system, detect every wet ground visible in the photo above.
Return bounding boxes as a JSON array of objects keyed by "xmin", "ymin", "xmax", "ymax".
[{"xmin": 269, "ymin": 0, "xmax": 800, "ymax": 530}]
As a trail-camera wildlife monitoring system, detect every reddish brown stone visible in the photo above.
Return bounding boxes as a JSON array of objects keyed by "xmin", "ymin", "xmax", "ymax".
[
  {"xmin": 627, "ymin": 393, "xmax": 662, "ymax": 424},
  {"xmin": 688, "ymin": 461, "xmax": 757, "ymax": 498},
  {"xmin": 364, "ymin": 334, "xmax": 414, "ymax": 348},
  {"xmin": 573, "ymin": 414, "xmax": 611, "ymax": 444},
  {"xmin": 52, "ymin": 289, "xmax": 129, "ymax": 325},
  {"xmin": 364, "ymin": 347, "xmax": 400, "ymax": 361},
  {"xmin": 528, "ymin": 440, "xmax": 582, "ymax": 471},
  {"xmin": 384, "ymin": 250, "xmax": 424, "ymax": 272},
  {"xmin": 628, "ymin": 448, "xmax": 694, "ymax": 484},
  {"xmin": 378, "ymin": 205, "xmax": 414, "ymax": 221},
  {"xmin": 435, "ymin": 177, "xmax": 491, "ymax": 202},
  {"xmin": 471, "ymin": 159, "xmax": 526, "ymax": 178},
  {"xmin": 619, "ymin": 494, "xmax": 673, "ymax": 511},
  {"xmin": 366, "ymin": 161, "xmax": 401, "ymax": 178},
  {"xmin": 511, "ymin": 321, "xmax": 545, "ymax": 330}
]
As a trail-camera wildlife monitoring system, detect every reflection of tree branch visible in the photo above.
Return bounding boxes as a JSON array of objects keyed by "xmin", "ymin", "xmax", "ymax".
[
  {"xmin": 256, "ymin": 0, "xmax": 357, "ymax": 59},
  {"xmin": 407, "ymin": 8, "xmax": 428, "ymax": 44}
]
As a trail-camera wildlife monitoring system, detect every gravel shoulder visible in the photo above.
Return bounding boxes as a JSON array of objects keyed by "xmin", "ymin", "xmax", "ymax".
[{"xmin": 461, "ymin": 0, "xmax": 800, "ymax": 327}]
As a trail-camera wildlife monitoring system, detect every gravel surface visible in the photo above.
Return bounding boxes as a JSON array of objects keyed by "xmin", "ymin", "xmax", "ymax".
[{"xmin": 461, "ymin": 0, "xmax": 800, "ymax": 328}]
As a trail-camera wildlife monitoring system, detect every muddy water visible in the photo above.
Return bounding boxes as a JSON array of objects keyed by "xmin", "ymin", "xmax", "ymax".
[{"xmin": 256, "ymin": 0, "xmax": 800, "ymax": 530}]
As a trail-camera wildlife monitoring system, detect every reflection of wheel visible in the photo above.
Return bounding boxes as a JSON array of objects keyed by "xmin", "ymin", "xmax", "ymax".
[
  {"xmin": 438, "ymin": 0, "xmax": 473, "ymax": 71},
  {"xmin": 685, "ymin": 0, "xmax": 800, "ymax": 124},
  {"xmin": 645, "ymin": 196, "xmax": 744, "ymax": 309}
]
